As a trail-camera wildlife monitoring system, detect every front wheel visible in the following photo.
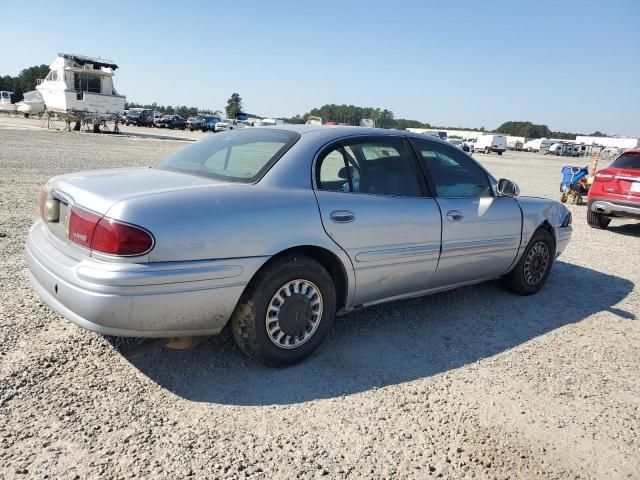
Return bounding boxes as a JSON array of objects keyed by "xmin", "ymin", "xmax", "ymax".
[
  {"xmin": 484, "ymin": 147, "xmax": 490, "ymax": 154},
  {"xmin": 230, "ymin": 254, "xmax": 336, "ymax": 367},
  {"xmin": 497, "ymin": 150, "xmax": 503, "ymax": 155},
  {"xmin": 502, "ymin": 228, "xmax": 555, "ymax": 295}
]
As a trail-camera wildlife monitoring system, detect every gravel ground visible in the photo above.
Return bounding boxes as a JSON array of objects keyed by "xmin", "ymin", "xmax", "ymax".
[{"xmin": 0, "ymin": 122, "xmax": 639, "ymax": 479}]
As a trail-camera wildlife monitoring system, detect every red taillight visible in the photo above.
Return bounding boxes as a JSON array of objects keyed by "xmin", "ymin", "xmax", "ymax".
[
  {"xmin": 68, "ymin": 207, "xmax": 101, "ymax": 248},
  {"xmin": 595, "ymin": 170, "xmax": 614, "ymax": 182},
  {"xmin": 91, "ymin": 217, "xmax": 153, "ymax": 256},
  {"xmin": 68, "ymin": 206, "xmax": 153, "ymax": 256},
  {"xmin": 39, "ymin": 190, "xmax": 47, "ymax": 219}
]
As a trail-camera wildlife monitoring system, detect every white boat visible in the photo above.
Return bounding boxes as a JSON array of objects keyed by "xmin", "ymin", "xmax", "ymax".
[
  {"xmin": 16, "ymin": 90, "xmax": 45, "ymax": 117},
  {"xmin": 0, "ymin": 91, "xmax": 18, "ymax": 113},
  {"xmin": 36, "ymin": 53, "xmax": 125, "ymax": 122}
]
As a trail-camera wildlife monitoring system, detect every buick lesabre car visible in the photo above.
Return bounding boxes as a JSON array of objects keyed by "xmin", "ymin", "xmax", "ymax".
[{"xmin": 27, "ymin": 126, "xmax": 572, "ymax": 366}]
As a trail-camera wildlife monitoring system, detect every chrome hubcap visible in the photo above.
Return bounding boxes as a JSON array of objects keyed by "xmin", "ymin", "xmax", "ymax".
[
  {"xmin": 266, "ymin": 279, "xmax": 323, "ymax": 349},
  {"xmin": 523, "ymin": 241, "xmax": 550, "ymax": 286}
]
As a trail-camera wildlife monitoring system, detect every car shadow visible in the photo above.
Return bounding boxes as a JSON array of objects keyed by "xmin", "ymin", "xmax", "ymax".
[
  {"xmin": 607, "ymin": 222, "xmax": 640, "ymax": 238},
  {"xmin": 110, "ymin": 261, "xmax": 634, "ymax": 406}
]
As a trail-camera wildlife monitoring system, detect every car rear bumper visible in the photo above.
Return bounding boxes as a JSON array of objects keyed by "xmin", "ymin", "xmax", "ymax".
[
  {"xmin": 589, "ymin": 199, "xmax": 640, "ymax": 219},
  {"xmin": 26, "ymin": 220, "xmax": 267, "ymax": 338}
]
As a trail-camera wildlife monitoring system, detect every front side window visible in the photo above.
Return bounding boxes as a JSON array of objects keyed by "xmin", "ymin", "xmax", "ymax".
[
  {"xmin": 413, "ymin": 139, "xmax": 493, "ymax": 197},
  {"xmin": 158, "ymin": 129, "xmax": 299, "ymax": 182},
  {"xmin": 317, "ymin": 137, "xmax": 422, "ymax": 197}
]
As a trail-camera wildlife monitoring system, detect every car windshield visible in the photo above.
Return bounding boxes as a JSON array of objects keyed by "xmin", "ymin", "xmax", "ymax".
[
  {"xmin": 158, "ymin": 129, "xmax": 300, "ymax": 182},
  {"xmin": 611, "ymin": 153, "xmax": 640, "ymax": 169},
  {"xmin": 127, "ymin": 111, "xmax": 141, "ymax": 117}
]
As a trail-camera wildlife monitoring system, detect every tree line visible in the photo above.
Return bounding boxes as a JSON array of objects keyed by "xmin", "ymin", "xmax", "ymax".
[
  {"xmin": 281, "ymin": 104, "xmax": 432, "ymax": 130},
  {"xmin": 496, "ymin": 121, "xmax": 606, "ymax": 140},
  {"xmin": 0, "ymin": 65, "xmax": 50, "ymax": 100}
]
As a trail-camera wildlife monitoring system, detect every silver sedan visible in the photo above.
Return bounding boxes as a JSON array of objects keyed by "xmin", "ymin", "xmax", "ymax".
[{"xmin": 26, "ymin": 126, "xmax": 573, "ymax": 366}]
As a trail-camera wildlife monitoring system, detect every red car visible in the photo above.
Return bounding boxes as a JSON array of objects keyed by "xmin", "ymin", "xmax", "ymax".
[{"xmin": 587, "ymin": 149, "xmax": 640, "ymax": 229}]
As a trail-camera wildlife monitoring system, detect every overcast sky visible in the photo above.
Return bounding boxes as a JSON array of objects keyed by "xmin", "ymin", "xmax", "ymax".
[{"xmin": 3, "ymin": 0, "xmax": 639, "ymax": 136}]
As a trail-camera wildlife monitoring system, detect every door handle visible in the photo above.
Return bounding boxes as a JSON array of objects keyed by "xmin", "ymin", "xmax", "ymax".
[
  {"xmin": 330, "ymin": 210, "xmax": 355, "ymax": 223},
  {"xmin": 446, "ymin": 210, "xmax": 464, "ymax": 222}
]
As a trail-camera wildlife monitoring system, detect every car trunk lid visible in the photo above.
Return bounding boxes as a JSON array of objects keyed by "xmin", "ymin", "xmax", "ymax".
[
  {"xmin": 614, "ymin": 167, "xmax": 640, "ymax": 197},
  {"xmin": 42, "ymin": 167, "xmax": 228, "ymax": 244}
]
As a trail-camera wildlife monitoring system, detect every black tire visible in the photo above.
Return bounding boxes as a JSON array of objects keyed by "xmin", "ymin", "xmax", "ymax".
[
  {"xmin": 497, "ymin": 150, "xmax": 503, "ymax": 156},
  {"xmin": 587, "ymin": 203, "xmax": 611, "ymax": 229},
  {"xmin": 230, "ymin": 254, "xmax": 336, "ymax": 367},
  {"xmin": 502, "ymin": 228, "xmax": 555, "ymax": 295},
  {"xmin": 485, "ymin": 147, "xmax": 490, "ymax": 154}
]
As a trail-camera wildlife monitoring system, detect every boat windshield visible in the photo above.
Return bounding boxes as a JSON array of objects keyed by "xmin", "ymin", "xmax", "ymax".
[{"xmin": 158, "ymin": 129, "xmax": 299, "ymax": 183}]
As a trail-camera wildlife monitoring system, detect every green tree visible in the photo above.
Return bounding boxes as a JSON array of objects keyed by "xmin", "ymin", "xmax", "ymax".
[
  {"xmin": 226, "ymin": 93, "xmax": 242, "ymax": 119},
  {"xmin": 0, "ymin": 64, "xmax": 49, "ymax": 100}
]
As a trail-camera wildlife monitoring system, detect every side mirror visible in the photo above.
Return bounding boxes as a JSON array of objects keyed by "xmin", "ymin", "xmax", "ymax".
[{"xmin": 497, "ymin": 178, "xmax": 520, "ymax": 196}]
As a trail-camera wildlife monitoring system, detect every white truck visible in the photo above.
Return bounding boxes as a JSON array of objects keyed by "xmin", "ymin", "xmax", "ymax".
[{"xmin": 475, "ymin": 134, "xmax": 507, "ymax": 155}]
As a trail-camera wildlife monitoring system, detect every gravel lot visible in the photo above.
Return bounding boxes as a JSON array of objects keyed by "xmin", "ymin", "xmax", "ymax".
[{"xmin": 1, "ymin": 122, "xmax": 639, "ymax": 479}]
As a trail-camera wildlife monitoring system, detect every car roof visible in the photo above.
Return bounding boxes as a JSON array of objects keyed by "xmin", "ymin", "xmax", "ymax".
[{"xmin": 263, "ymin": 124, "xmax": 451, "ymax": 146}]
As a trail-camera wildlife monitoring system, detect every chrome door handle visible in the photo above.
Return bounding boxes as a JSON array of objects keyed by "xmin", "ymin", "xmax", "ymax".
[
  {"xmin": 446, "ymin": 210, "xmax": 464, "ymax": 222},
  {"xmin": 330, "ymin": 210, "xmax": 355, "ymax": 223}
]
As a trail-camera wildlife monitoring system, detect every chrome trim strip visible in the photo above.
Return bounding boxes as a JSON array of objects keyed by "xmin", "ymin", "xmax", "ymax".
[
  {"xmin": 355, "ymin": 244, "xmax": 441, "ymax": 263},
  {"xmin": 442, "ymin": 237, "xmax": 519, "ymax": 253}
]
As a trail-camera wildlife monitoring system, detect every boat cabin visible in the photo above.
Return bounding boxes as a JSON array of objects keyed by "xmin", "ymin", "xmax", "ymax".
[{"xmin": 36, "ymin": 53, "xmax": 126, "ymax": 118}]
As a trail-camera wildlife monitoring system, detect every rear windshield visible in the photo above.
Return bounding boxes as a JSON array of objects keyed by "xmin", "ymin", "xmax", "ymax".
[
  {"xmin": 611, "ymin": 153, "xmax": 640, "ymax": 169},
  {"xmin": 158, "ymin": 129, "xmax": 300, "ymax": 182}
]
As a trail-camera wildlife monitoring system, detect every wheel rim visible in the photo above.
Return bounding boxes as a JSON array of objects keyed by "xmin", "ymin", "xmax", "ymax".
[
  {"xmin": 523, "ymin": 241, "xmax": 550, "ymax": 286},
  {"xmin": 265, "ymin": 279, "xmax": 323, "ymax": 350}
]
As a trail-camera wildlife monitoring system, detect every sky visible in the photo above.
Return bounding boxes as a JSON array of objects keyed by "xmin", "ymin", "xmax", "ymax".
[{"xmin": 2, "ymin": 0, "xmax": 639, "ymax": 136}]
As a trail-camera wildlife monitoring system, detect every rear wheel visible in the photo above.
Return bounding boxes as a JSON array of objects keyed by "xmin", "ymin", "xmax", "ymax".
[
  {"xmin": 485, "ymin": 147, "xmax": 490, "ymax": 154},
  {"xmin": 230, "ymin": 254, "xmax": 336, "ymax": 367},
  {"xmin": 502, "ymin": 228, "xmax": 555, "ymax": 295},
  {"xmin": 587, "ymin": 204, "xmax": 611, "ymax": 229},
  {"xmin": 497, "ymin": 150, "xmax": 503, "ymax": 156}
]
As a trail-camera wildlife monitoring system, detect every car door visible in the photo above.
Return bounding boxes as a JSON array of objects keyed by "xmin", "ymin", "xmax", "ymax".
[
  {"xmin": 314, "ymin": 136, "xmax": 442, "ymax": 306},
  {"xmin": 410, "ymin": 138, "xmax": 521, "ymax": 287}
]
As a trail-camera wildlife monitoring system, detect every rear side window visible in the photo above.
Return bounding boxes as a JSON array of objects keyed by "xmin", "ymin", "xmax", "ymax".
[
  {"xmin": 317, "ymin": 138, "xmax": 422, "ymax": 197},
  {"xmin": 158, "ymin": 129, "xmax": 299, "ymax": 182},
  {"xmin": 611, "ymin": 153, "xmax": 640, "ymax": 169}
]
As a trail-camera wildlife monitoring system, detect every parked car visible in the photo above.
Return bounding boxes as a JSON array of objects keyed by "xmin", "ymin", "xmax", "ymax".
[
  {"xmin": 475, "ymin": 135, "xmax": 507, "ymax": 155},
  {"xmin": 447, "ymin": 136, "xmax": 464, "ymax": 148},
  {"xmin": 201, "ymin": 115, "xmax": 222, "ymax": 132},
  {"xmin": 26, "ymin": 126, "xmax": 572, "ymax": 366},
  {"xmin": 214, "ymin": 119, "xmax": 236, "ymax": 132},
  {"xmin": 152, "ymin": 111, "xmax": 163, "ymax": 127},
  {"xmin": 424, "ymin": 130, "xmax": 448, "ymax": 140},
  {"xmin": 507, "ymin": 140, "xmax": 523, "ymax": 151},
  {"xmin": 587, "ymin": 149, "xmax": 640, "ymax": 229},
  {"xmin": 126, "ymin": 108, "xmax": 154, "ymax": 127},
  {"xmin": 187, "ymin": 115, "xmax": 205, "ymax": 131},
  {"xmin": 157, "ymin": 115, "xmax": 186, "ymax": 130}
]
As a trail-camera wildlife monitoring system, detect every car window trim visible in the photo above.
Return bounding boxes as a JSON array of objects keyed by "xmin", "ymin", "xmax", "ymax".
[
  {"xmin": 314, "ymin": 135, "xmax": 433, "ymax": 198},
  {"xmin": 408, "ymin": 136, "xmax": 496, "ymax": 199}
]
